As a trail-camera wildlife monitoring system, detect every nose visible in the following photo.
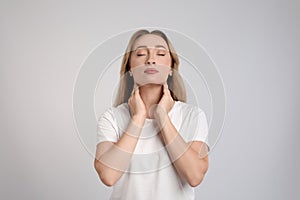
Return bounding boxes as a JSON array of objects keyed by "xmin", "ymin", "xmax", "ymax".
[
  {"xmin": 146, "ymin": 59, "xmax": 156, "ymax": 65},
  {"xmin": 146, "ymin": 50, "xmax": 156, "ymax": 65}
]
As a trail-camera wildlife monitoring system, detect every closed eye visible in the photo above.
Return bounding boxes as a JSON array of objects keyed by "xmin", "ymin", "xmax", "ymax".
[{"xmin": 157, "ymin": 49, "xmax": 166, "ymax": 56}]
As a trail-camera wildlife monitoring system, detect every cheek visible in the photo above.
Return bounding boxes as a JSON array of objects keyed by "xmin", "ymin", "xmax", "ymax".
[
  {"xmin": 159, "ymin": 55, "xmax": 172, "ymax": 66},
  {"xmin": 129, "ymin": 56, "xmax": 145, "ymax": 68}
]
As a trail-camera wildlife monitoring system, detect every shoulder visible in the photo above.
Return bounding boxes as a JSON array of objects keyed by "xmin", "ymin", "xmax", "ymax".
[
  {"xmin": 174, "ymin": 101, "xmax": 204, "ymax": 116},
  {"xmin": 98, "ymin": 103, "xmax": 130, "ymax": 122}
]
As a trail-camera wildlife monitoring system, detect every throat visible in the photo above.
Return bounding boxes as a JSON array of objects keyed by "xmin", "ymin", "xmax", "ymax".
[{"xmin": 139, "ymin": 84, "xmax": 163, "ymax": 116}]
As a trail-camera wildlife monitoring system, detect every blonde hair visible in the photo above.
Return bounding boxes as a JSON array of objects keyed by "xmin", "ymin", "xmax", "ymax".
[{"xmin": 114, "ymin": 29, "xmax": 186, "ymax": 107}]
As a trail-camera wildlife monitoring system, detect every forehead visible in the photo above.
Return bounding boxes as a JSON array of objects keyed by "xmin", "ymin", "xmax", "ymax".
[{"xmin": 132, "ymin": 34, "xmax": 169, "ymax": 50}]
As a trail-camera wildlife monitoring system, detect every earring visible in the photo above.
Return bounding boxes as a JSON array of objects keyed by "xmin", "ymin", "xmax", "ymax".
[{"xmin": 129, "ymin": 70, "xmax": 133, "ymax": 76}]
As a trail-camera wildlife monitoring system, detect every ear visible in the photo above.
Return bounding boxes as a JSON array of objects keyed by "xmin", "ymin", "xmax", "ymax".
[{"xmin": 169, "ymin": 69, "xmax": 173, "ymax": 76}]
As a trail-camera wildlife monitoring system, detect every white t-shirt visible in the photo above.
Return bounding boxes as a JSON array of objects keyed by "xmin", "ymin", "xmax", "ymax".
[{"xmin": 96, "ymin": 101, "xmax": 209, "ymax": 200}]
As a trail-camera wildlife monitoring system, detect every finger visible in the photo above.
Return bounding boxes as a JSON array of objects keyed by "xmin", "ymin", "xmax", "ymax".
[
  {"xmin": 134, "ymin": 87, "xmax": 140, "ymax": 96},
  {"xmin": 163, "ymin": 83, "xmax": 170, "ymax": 94},
  {"xmin": 128, "ymin": 96, "xmax": 132, "ymax": 105},
  {"xmin": 133, "ymin": 83, "xmax": 140, "ymax": 94},
  {"xmin": 133, "ymin": 82, "xmax": 139, "ymax": 90},
  {"xmin": 164, "ymin": 82, "xmax": 168, "ymax": 89},
  {"xmin": 131, "ymin": 84, "xmax": 138, "ymax": 95}
]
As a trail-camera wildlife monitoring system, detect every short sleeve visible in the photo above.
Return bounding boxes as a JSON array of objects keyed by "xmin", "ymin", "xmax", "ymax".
[
  {"xmin": 96, "ymin": 108, "xmax": 119, "ymax": 145},
  {"xmin": 194, "ymin": 110, "xmax": 209, "ymax": 148},
  {"xmin": 179, "ymin": 107, "xmax": 209, "ymax": 149}
]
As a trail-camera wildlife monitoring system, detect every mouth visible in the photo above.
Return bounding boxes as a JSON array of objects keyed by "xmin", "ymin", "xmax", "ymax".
[{"xmin": 144, "ymin": 68, "xmax": 159, "ymax": 74}]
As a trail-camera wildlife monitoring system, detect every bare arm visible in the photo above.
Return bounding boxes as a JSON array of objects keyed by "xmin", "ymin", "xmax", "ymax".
[
  {"xmin": 94, "ymin": 116, "xmax": 145, "ymax": 186},
  {"xmin": 154, "ymin": 83, "xmax": 209, "ymax": 187},
  {"xmin": 94, "ymin": 86, "xmax": 146, "ymax": 186},
  {"xmin": 159, "ymin": 115, "xmax": 209, "ymax": 187}
]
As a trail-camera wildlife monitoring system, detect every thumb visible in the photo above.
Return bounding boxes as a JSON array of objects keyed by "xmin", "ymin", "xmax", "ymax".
[
  {"xmin": 131, "ymin": 83, "xmax": 139, "ymax": 95},
  {"xmin": 133, "ymin": 82, "xmax": 139, "ymax": 90},
  {"xmin": 163, "ymin": 83, "xmax": 169, "ymax": 93}
]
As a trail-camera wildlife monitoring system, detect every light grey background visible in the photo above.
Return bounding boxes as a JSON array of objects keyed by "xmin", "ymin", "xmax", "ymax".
[{"xmin": 1, "ymin": 0, "xmax": 299, "ymax": 199}]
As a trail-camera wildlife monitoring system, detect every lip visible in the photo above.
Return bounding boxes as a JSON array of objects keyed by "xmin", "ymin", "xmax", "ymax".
[{"xmin": 144, "ymin": 68, "xmax": 159, "ymax": 74}]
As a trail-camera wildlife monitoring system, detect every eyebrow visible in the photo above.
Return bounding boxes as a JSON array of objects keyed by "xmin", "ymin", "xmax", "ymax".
[
  {"xmin": 134, "ymin": 45, "xmax": 167, "ymax": 50},
  {"xmin": 154, "ymin": 45, "xmax": 167, "ymax": 49}
]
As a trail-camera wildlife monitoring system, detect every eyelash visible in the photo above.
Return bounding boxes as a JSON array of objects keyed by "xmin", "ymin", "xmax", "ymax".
[{"xmin": 136, "ymin": 53, "xmax": 166, "ymax": 56}]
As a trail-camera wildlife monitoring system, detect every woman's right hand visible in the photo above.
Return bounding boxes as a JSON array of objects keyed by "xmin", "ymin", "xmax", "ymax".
[{"xmin": 128, "ymin": 84, "xmax": 146, "ymax": 120}]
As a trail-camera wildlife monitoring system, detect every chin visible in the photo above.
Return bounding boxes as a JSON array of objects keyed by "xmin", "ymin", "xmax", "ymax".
[
  {"xmin": 137, "ymin": 80, "xmax": 167, "ymax": 86},
  {"xmin": 140, "ymin": 83, "xmax": 164, "ymax": 87},
  {"xmin": 134, "ymin": 76, "xmax": 168, "ymax": 86}
]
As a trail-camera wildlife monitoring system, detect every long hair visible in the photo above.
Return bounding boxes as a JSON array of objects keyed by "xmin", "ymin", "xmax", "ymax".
[{"xmin": 114, "ymin": 29, "xmax": 186, "ymax": 107}]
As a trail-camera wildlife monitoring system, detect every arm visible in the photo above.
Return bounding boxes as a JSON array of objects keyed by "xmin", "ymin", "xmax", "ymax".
[
  {"xmin": 159, "ymin": 115, "xmax": 209, "ymax": 187},
  {"xmin": 154, "ymin": 83, "xmax": 209, "ymax": 187},
  {"xmin": 94, "ymin": 115, "xmax": 145, "ymax": 187},
  {"xmin": 94, "ymin": 86, "xmax": 146, "ymax": 186}
]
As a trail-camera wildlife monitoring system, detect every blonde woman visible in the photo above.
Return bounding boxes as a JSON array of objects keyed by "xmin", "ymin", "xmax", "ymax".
[{"xmin": 94, "ymin": 29, "xmax": 209, "ymax": 200}]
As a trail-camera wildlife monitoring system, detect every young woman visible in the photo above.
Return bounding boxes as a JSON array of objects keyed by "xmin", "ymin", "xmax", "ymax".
[{"xmin": 94, "ymin": 29, "xmax": 209, "ymax": 200}]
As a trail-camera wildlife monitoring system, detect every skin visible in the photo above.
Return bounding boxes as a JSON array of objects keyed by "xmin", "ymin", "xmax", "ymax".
[
  {"xmin": 94, "ymin": 34, "xmax": 209, "ymax": 187},
  {"xmin": 129, "ymin": 34, "xmax": 173, "ymax": 115}
]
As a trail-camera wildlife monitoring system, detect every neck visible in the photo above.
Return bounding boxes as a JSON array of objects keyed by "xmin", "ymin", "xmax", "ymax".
[{"xmin": 139, "ymin": 84, "xmax": 163, "ymax": 117}]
